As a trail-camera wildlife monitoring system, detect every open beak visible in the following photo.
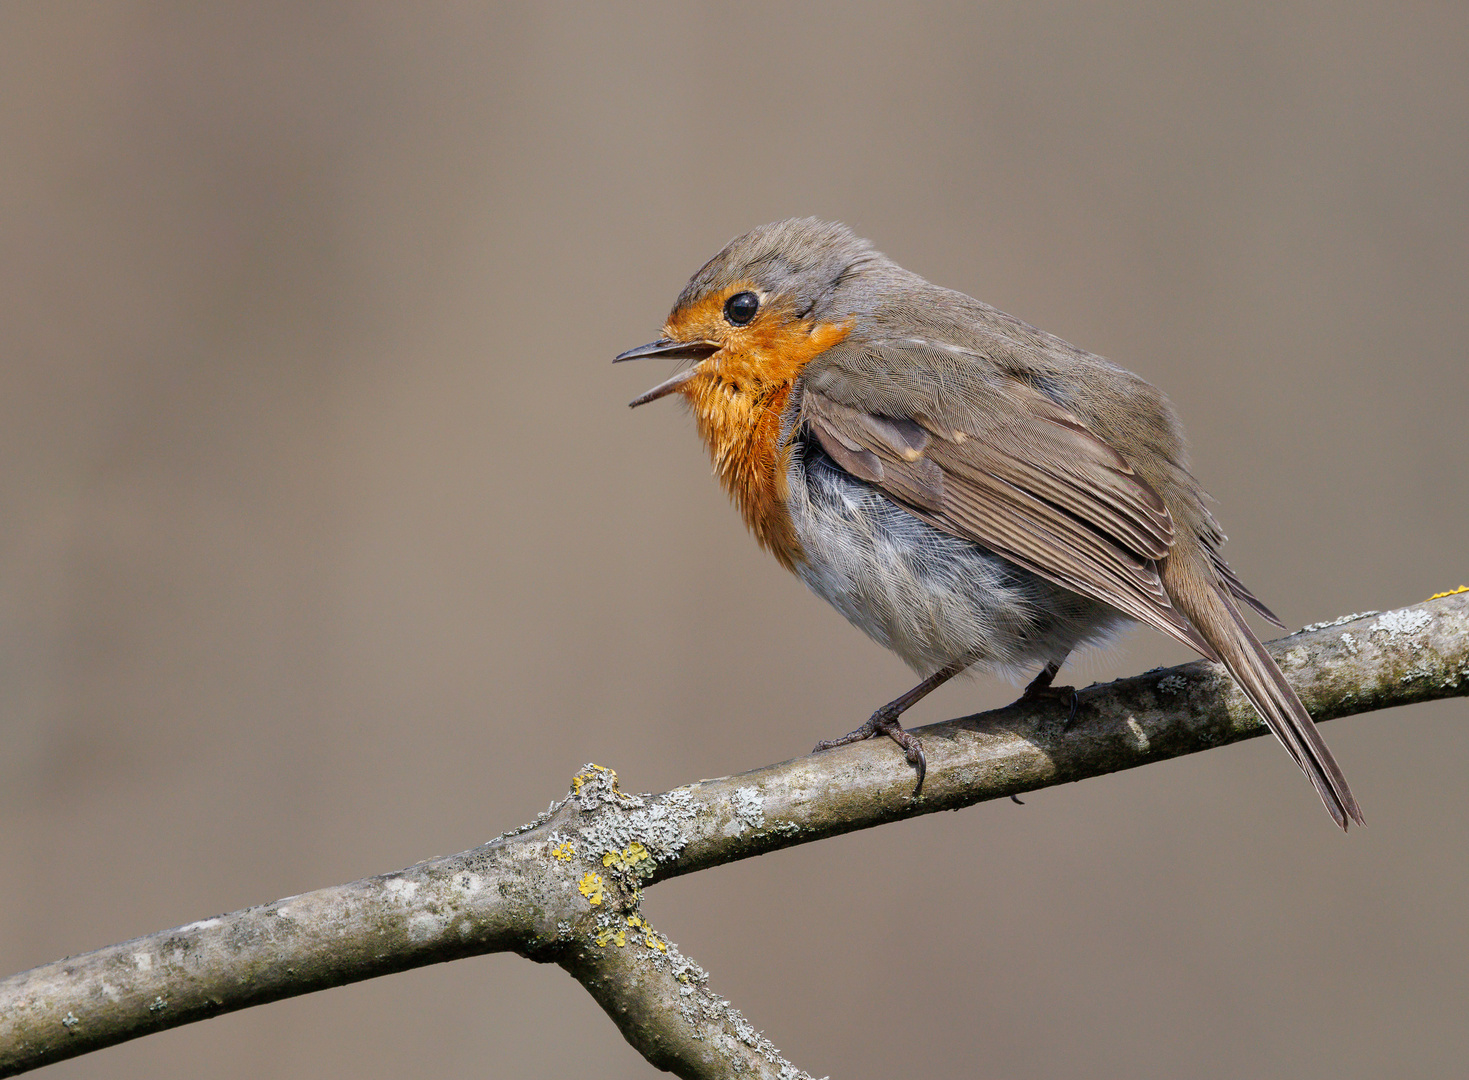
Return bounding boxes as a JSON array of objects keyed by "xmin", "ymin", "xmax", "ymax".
[{"xmin": 614, "ymin": 338, "xmax": 719, "ymax": 407}]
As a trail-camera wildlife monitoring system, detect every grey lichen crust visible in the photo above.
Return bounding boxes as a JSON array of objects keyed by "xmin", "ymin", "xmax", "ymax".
[
  {"xmin": 539, "ymin": 765, "xmax": 823, "ymax": 1079},
  {"xmin": 2, "ymin": 593, "xmax": 1467, "ymax": 1079},
  {"xmin": 0, "ymin": 759, "xmax": 818, "ymax": 1080}
]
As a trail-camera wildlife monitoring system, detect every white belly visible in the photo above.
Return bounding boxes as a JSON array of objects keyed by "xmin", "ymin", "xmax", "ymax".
[{"xmin": 787, "ymin": 444, "xmax": 1130, "ymax": 678}]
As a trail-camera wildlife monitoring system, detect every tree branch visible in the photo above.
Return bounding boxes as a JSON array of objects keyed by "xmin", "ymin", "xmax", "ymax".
[{"xmin": 3, "ymin": 594, "xmax": 1466, "ymax": 1078}]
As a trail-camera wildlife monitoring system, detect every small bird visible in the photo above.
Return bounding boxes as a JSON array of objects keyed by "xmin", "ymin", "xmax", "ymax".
[{"xmin": 616, "ymin": 219, "xmax": 1362, "ymax": 829}]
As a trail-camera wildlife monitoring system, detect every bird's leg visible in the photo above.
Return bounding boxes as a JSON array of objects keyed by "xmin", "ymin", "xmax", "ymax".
[
  {"xmin": 812, "ymin": 655, "xmax": 975, "ymax": 798},
  {"xmin": 1016, "ymin": 656, "xmax": 1079, "ymax": 725},
  {"xmin": 1022, "ymin": 659, "xmax": 1062, "ymax": 695}
]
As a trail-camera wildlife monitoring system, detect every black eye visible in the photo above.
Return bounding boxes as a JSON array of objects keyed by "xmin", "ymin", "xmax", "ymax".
[{"xmin": 723, "ymin": 291, "xmax": 759, "ymax": 326}]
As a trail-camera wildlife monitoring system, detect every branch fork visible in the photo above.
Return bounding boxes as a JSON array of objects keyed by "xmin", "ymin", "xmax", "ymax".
[{"xmin": 3, "ymin": 593, "xmax": 1467, "ymax": 1078}]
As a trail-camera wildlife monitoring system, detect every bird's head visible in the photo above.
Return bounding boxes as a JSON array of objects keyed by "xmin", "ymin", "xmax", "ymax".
[{"xmin": 615, "ymin": 218, "xmax": 881, "ymax": 407}]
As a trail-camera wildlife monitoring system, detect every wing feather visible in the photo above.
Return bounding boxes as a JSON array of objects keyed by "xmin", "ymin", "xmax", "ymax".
[
  {"xmin": 800, "ymin": 381, "xmax": 1220, "ymax": 661},
  {"xmin": 792, "ymin": 326, "xmax": 1356, "ymax": 826}
]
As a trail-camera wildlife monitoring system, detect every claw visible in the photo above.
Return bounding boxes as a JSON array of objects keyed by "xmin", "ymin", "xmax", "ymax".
[
  {"xmin": 905, "ymin": 737, "xmax": 927, "ymax": 798},
  {"xmin": 812, "ymin": 711, "xmax": 926, "ymax": 798},
  {"xmin": 1018, "ymin": 659, "xmax": 1080, "ymax": 726},
  {"xmin": 810, "ymin": 655, "xmax": 975, "ymax": 801}
]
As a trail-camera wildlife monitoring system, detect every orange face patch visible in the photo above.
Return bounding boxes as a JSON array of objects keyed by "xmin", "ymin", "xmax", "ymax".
[{"xmin": 663, "ymin": 284, "xmax": 852, "ymax": 570}]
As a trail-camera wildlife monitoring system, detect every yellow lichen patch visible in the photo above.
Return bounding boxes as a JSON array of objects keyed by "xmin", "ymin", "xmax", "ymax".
[
  {"xmin": 1429, "ymin": 585, "xmax": 1469, "ymax": 600},
  {"xmin": 595, "ymin": 927, "xmax": 627, "ymax": 948},
  {"xmin": 602, "ymin": 841, "xmax": 652, "ymax": 876},
  {"xmin": 571, "ymin": 763, "xmax": 616, "ymax": 795},
  {"xmin": 644, "ymin": 931, "xmax": 668, "ymax": 953},
  {"xmin": 577, "ymin": 872, "xmax": 604, "ymax": 906},
  {"xmin": 626, "ymin": 914, "xmax": 644, "ymax": 929},
  {"xmin": 550, "ymin": 841, "xmax": 575, "ymax": 862}
]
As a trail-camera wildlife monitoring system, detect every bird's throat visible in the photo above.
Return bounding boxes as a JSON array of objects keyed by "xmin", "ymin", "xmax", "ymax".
[
  {"xmin": 678, "ymin": 319, "xmax": 851, "ymax": 572},
  {"xmin": 684, "ymin": 376, "xmax": 803, "ymax": 569}
]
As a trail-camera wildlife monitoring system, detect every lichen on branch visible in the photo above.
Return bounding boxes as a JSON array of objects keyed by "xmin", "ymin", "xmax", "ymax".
[{"xmin": 2, "ymin": 594, "xmax": 1466, "ymax": 1079}]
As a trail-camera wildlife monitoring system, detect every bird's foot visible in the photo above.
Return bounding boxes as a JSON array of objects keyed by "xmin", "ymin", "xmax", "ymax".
[
  {"xmin": 1016, "ymin": 662, "xmax": 1080, "ymax": 727},
  {"xmin": 812, "ymin": 706, "xmax": 927, "ymax": 798}
]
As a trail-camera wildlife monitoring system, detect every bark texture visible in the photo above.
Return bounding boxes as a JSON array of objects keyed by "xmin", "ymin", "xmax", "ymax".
[{"xmin": 2, "ymin": 593, "xmax": 1466, "ymax": 1078}]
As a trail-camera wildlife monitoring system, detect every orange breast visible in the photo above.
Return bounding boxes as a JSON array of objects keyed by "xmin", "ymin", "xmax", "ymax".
[{"xmin": 677, "ymin": 317, "xmax": 852, "ymax": 572}]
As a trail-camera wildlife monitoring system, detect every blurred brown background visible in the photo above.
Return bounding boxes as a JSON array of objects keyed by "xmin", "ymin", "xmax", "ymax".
[{"xmin": 3, "ymin": 3, "xmax": 1466, "ymax": 1077}]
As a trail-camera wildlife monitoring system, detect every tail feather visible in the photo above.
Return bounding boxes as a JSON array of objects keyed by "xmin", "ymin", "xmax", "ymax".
[
  {"xmin": 1164, "ymin": 555, "xmax": 1364, "ymax": 830},
  {"xmin": 1210, "ymin": 549, "xmax": 1287, "ymax": 629}
]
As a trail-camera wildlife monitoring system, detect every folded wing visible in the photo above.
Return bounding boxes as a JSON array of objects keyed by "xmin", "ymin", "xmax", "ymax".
[{"xmin": 799, "ymin": 370, "xmax": 1221, "ymax": 661}]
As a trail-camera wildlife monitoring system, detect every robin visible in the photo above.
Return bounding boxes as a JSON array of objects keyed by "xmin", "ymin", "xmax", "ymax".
[{"xmin": 616, "ymin": 218, "xmax": 1362, "ymax": 829}]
